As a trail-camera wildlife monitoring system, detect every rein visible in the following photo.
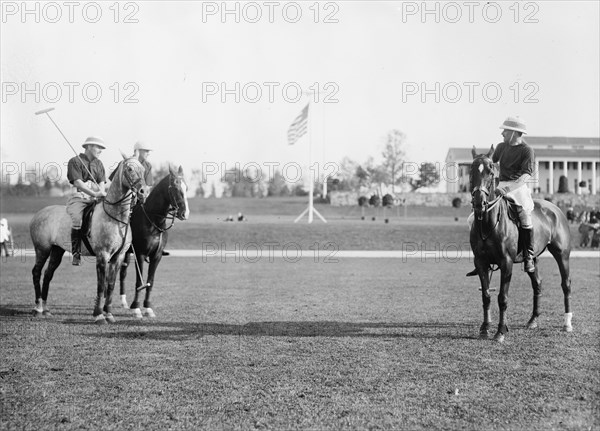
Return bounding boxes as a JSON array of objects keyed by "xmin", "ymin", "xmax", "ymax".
[{"xmin": 139, "ymin": 176, "xmax": 182, "ymax": 234}]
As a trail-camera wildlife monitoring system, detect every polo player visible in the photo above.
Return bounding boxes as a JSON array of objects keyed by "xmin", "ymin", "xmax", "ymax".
[
  {"xmin": 66, "ymin": 137, "xmax": 107, "ymax": 266},
  {"xmin": 467, "ymin": 117, "xmax": 536, "ymax": 275}
]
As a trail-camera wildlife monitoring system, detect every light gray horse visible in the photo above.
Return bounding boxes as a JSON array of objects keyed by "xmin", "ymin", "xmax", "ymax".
[{"xmin": 29, "ymin": 156, "xmax": 148, "ymax": 324}]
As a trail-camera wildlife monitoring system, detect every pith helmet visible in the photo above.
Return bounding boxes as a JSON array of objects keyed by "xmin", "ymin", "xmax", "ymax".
[
  {"xmin": 82, "ymin": 136, "xmax": 106, "ymax": 149},
  {"xmin": 500, "ymin": 117, "xmax": 527, "ymax": 134},
  {"xmin": 134, "ymin": 141, "xmax": 152, "ymax": 151}
]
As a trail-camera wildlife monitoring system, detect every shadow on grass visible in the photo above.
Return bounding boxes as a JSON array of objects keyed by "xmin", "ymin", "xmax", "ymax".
[
  {"xmin": 0, "ymin": 304, "xmax": 93, "ymax": 318},
  {"xmin": 75, "ymin": 320, "xmax": 476, "ymax": 341}
]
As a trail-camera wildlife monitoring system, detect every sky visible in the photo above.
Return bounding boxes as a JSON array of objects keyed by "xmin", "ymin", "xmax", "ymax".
[{"xmin": 1, "ymin": 1, "xmax": 599, "ymax": 186}]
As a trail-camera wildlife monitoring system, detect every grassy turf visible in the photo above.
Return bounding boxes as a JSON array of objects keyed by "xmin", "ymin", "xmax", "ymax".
[
  {"xmin": 1, "ymin": 256, "xmax": 598, "ymax": 430},
  {"xmin": 0, "ymin": 196, "xmax": 589, "ymax": 252}
]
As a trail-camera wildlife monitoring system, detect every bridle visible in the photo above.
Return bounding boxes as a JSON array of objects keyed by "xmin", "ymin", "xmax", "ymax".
[
  {"xmin": 470, "ymin": 157, "xmax": 503, "ymax": 240},
  {"xmin": 103, "ymin": 159, "xmax": 145, "ymax": 225},
  {"xmin": 141, "ymin": 173, "xmax": 186, "ymax": 234}
]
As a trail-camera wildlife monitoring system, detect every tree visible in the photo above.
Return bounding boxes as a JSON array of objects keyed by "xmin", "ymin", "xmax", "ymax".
[
  {"xmin": 267, "ymin": 169, "xmax": 290, "ymax": 197},
  {"xmin": 409, "ymin": 162, "xmax": 441, "ymax": 190},
  {"xmin": 558, "ymin": 175, "xmax": 569, "ymax": 193},
  {"xmin": 381, "ymin": 129, "xmax": 407, "ymax": 192}
]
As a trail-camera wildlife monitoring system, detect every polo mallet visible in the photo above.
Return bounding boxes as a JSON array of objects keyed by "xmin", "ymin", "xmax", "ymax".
[{"xmin": 34, "ymin": 107, "xmax": 100, "ymax": 189}]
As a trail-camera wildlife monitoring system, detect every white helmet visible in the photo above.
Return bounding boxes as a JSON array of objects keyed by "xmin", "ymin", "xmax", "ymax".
[
  {"xmin": 500, "ymin": 116, "xmax": 527, "ymax": 134},
  {"xmin": 134, "ymin": 141, "xmax": 152, "ymax": 151}
]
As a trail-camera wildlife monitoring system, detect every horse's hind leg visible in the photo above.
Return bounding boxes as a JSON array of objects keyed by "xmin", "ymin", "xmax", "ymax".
[
  {"xmin": 93, "ymin": 255, "xmax": 109, "ymax": 324},
  {"xmin": 526, "ymin": 265, "xmax": 542, "ymax": 329},
  {"xmin": 548, "ymin": 244, "xmax": 572, "ymax": 332},
  {"xmin": 31, "ymin": 248, "xmax": 50, "ymax": 316},
  {"xmin": 119, "ymin": 251, "xmax": 131, "ymax": 308},
  {"xmin": 102, "ymin": 260, "xmax": 119, "ymax": 324},
  {"xmin": 40, "ymin": 246, "xmax": 66, "ymax": 316},
  {"xmin": 476, "ymin": 260, "xmax": 492, "ymax": 339},
  {"xmin": 143, "ymin": 255, "xmax": 163, "ymax": 318}
]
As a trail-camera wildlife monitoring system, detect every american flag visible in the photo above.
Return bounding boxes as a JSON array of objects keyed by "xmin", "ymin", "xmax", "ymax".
[{"xmin": 287, "ymin": 104, "xmax": 309, "ymax": 145}]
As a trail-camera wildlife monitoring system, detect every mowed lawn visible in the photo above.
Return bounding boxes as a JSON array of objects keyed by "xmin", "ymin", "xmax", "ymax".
[
  {"xmin": 0, "ymin": 196, "xmax": 590, "ymax": 252},
  {"xmin": 1, "ymin": 256, "xmax": 598, "ymax": 430}
]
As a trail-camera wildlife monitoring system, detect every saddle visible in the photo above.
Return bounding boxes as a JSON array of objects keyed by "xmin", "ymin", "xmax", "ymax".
[{"xmin": 81, "ymin": 201, "xmax": 97, "ymax": 256}]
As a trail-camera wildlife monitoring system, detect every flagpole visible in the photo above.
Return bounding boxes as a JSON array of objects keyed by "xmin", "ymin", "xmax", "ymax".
[{"xmin": 294, "ymin": 92, "xmax": 326, "ymax": 224}]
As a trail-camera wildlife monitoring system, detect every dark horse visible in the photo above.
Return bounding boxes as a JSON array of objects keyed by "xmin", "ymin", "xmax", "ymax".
[
  {"xmin": 29, "ymin": 156, "xmax": 148, "ymax": 323},
  {"xmin": 118, "ymin": 165, "xmax": 189, "ymax": 318},
  {"xmin": 469, "ymin": 146, "xmax": 572, "ymax": 342}
]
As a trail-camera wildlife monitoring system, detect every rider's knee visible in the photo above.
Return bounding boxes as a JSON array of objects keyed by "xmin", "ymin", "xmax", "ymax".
[{"xmin": 519, "ymin": 208, "xmax": 533, "ymax": 229}]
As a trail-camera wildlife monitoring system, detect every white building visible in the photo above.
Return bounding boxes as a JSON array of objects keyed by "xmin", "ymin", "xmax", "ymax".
[{"xmin": 445, "ymin": 137, "xmax": 600, "ymax": 195}]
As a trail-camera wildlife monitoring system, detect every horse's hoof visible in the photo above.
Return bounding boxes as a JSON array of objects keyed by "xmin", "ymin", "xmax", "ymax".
[
  {"xmin": 121, "ymin": 301, "xmax": 128, "ymax": 309},
  {"xmin": 42, "ymin": 310, "xmax": 53, "ymax": 317},
  {"xmin": 94, "ymin": 315, "xmax": 107, "ymax": 325},
  {"xmin": 32, "ymin": 309, "xmax": 44, "ymax": 317},
  {"xmin": 144, "ymin": 308, "xmax": 156, "ymax": 319},
  {"xmin": 527, "ymin": 319, "xmax": 538, "ymax": 329},
  {"xmin": 493, "ymin": 332, "xmax": 505, "ymax": 343},
  {"xmin": 563, "ymin": 325, "xmax": 573, "ymax": 333},
  {"xmin": 104, "ymin": 313, "xmax": 116, "ymax": 324},
  {"xmin": 479, "ymin": 331, "xmax": 489, "ymax": 340},
  {"xmin": 132, "ymin": 308, "xmax": 143, "ymax": 319}
]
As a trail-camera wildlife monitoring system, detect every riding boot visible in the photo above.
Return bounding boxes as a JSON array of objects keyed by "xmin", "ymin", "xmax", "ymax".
[
  {"xmin": 521, "ymin": 227, "xmax": 535, "ymax": 272},
  {"xmin": 466, "ymin": 268, "xmax": 478, "ymax": 277},
  {"xmin": 71, "ymin": 228, "xmax": 82, "ymax": 266}
]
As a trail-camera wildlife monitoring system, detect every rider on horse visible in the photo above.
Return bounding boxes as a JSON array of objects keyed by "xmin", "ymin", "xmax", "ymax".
[
  {"xmin": 66, "ymin": 137, "xmax": 107, "ymax": 266},
  {"xmin": 467, "ymin": 116, "xmax": 536, "ymax": 276}
]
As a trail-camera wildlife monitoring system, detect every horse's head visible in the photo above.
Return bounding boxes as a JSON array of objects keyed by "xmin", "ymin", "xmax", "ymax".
[
  {"xmin": 168, "ymin": 165, "xmax": 190, "ymax": 220},
  {"xmin": 119, "ymin": 155, "xmax": 148, "ymax": 204},
  {"xmin": 470, "ymin": 145, "xmax": 497, "ymax": 221}
]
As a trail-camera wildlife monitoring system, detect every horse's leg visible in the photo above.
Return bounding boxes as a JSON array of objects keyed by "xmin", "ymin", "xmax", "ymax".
[
  {"xmin": 102, "ymin": 259, "xmax": 119, "ymax": 324},
  {"xmin": 143, "ymin": 255, "xmax": 163, "ymax": 318},
  {"xmin": 526, "ymin": 264, "xmax": 543, "ymax": 329},
  {"xmin": 130, "ymin": 254, "xmax": 145, "ymax": 319},
  {"xmin": 31, "ymin": 248, "xmax": 50, "ymax": 316},
  {"xmin": 40, "ymin": 246, "xmax": 65, "ymax": 316},
  {"xmin": 476, "ymin": 258, "xmax": 492, "ymax": 339},
  {"xmin": 93, "ymin": 254, "xmax": 109, "ymax": 324},
  {"xmin": 494, "ymin": 259, "xmax": 513, "ymax": 343},
  {"xmin": 119, "ymin": 251, "xmax": 131, "ymax": 308},
  {"xmin": 548, "ymin": 244, "xmax": 572, "ymax": 332}
]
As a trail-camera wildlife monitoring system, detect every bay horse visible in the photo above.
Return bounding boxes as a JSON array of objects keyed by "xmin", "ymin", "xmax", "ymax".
[
  {"xmin": 118, "ymin": 165, "xmax": 189, "ymax": 319},
  {"xmin": 469, "ymin": 146, "xmax": 572, "ymax": 342},
  {"xmin": 29, "ymin": 156, "xmax": 148, "ymax": 324}
]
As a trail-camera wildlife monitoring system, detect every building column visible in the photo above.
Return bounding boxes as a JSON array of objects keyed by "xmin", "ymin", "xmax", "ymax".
[
  {"xmin": 534, "ymin": 159, "xmax": 539, "ymax": 193},
  {"xmin": 577, "ymin": 161, "xmax": 582, "ymax": 195},
  {"xmin": 593, "ymin": 162, "xmax": 597, "ymax": 195},
  {"xmin": 548, "ymin": 161, "xmax": 554, "ymax": 193}
]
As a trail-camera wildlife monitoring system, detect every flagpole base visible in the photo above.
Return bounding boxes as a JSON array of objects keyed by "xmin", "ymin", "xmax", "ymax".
[{"xmin": 294, "ymin": 206, "xmax": 327, "ymax": 224}]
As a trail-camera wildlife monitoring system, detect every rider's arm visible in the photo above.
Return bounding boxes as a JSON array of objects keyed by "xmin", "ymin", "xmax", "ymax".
[{"xmin": 73, "ymin": 179, "xmax": 104, "ymax": 198}]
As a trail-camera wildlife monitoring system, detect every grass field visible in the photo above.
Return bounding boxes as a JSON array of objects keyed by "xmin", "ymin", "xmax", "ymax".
[
  {"xmin": 1, "ymin": 255, "xmax": 599, "ymax": 430},
  {"xmin": 1, "ymin": 196, "xmax": 599, "ymax": 429},
  {"xmin": 0, "ymin": 196, "xmax": 590, "ymax": 252}
]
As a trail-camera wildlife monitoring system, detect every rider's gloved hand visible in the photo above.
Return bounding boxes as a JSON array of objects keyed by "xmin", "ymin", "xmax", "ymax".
[
  {"xmin": 495, "ymin": 186, "xmax": 510, "ymax": 197},
  {"xmin": 95, "ymin": 190, "xmax": 107, "ymax": 199}
]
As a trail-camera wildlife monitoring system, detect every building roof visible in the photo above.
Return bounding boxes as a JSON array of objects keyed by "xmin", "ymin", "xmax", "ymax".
[
  {"xmin": 446, "ymin": 137, "xmax": 600, "ymax": 163},
  {"xmin": 525, "ymin": 136, "xmax": 599, "ymax": 147}
]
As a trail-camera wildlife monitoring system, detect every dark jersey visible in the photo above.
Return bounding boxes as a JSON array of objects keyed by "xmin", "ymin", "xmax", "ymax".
[
  {"xmin": 492, "ymin": 141, "xmax": 534, "ymax": 181},
  {"xmin": 67, "ymin": 153, "xmax": 106, "ymax": 185}
]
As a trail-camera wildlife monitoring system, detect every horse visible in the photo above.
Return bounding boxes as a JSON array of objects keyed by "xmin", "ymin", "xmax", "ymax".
[
  {"xmin": 118, "ymin": 165, "xmax": 189, "ymax": 319},
  {"xmin": 469, "ymin": 146, "xmax": 572, "ymax": 342},
  {"xmin": 29, "ymin": 156, "xmax": 148, "ymax": 324}
]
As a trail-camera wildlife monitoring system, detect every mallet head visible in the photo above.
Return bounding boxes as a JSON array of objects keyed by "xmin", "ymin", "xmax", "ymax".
[{"xmin": 35, "ymin": 107, "xmax": 55, "ymax": 115}]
